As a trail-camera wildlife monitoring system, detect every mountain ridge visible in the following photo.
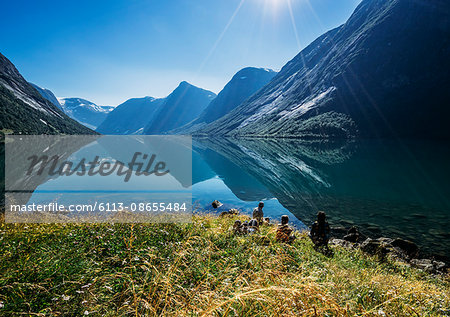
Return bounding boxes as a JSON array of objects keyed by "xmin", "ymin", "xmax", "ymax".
[
  {"xmin": 144, "ymin": 81, "xmax": 216, "ymax": 134},
  {"xmin": 196, "ymin": 0, "xmax": 450, "ymax": 139},
  {"xmin": 96, "ymin": 96, "xmax": 164, "ymax": 135},
  {"xmin": 172, "ymin": 67, "xmax": 277, "ymax": 134},
  {"xmin": 0, "ymin": 52, "xmax": 96, "ymax": 135}
]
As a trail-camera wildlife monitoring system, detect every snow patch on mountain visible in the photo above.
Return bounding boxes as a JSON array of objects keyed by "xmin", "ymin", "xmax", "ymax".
[{"xmin": 278, "ymin": 87, "xmax": 336, "ymax": 120}]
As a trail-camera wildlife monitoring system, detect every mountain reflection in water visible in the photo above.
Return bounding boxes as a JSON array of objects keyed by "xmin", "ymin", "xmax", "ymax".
[{"xmin": 192, "ymin": 138, "xmax": 450, "ymax": 259}]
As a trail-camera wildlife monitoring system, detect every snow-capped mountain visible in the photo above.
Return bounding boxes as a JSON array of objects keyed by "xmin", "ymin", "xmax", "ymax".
[
  {"xmin": 198, "ymin": 0, "xmax": 450, "ymax": 139},
  {"xmin": 144, "ymin": 81, "xmax": 216, "ymax": 134},
  {"xmin": 172, "ymin": 67, "xmax": 276, "ymax": 134},
  {"xmin": 58, "ymin": 97, "xmax": 114, "ymax": 130},
  {"xmin": 96, "ymin": 97, "xmax": 164, "ymax": 135},
  {"xmin": 0, "ymin": 52, "xmax": 95, "ymax": 135},
  {"xmin": 30, "ymin": 83, "xmax": 62, "ymax": 110}
]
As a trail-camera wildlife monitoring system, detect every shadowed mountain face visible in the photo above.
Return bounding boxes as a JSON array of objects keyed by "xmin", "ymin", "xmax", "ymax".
[
  {"xmin": 173, "ymin": 68, "xmax": 276, "ymax": 134},
  {"xmin": 59, "ymin": 98, "xmax": 114, "ymax": 130},
  {"xmin": 96, "ymin": 97, "xmax": 164, "ymax": 135},
  {"xmin": 0, "ymin": 52, "xmax": 95, "ymax": 135},
  {"xmin": 198, "ymin": 0, "xmax": 450, "ymax": 139},
  {"xmin": 193, "ymin": 137, "xmax": 450, "ymax": 259},
  {"xmin": 144, "ymin": 81, "xmax": 216, "ymax": 134}
]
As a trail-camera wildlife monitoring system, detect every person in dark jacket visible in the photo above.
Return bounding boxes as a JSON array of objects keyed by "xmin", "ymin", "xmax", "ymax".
[{"xmin": 310, "ymin": 211, "xmax": 331, "ymax": 247}]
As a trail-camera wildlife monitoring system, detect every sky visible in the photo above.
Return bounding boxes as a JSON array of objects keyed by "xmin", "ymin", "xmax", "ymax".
[{"xmin": 1, "ymin": 0, "xmax": 361, "ymax": 106}]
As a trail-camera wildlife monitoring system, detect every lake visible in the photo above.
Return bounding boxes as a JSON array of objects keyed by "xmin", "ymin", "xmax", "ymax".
[
  {"xmin": 191, "ymin": 138, "xmax": 450, "ymax": 260},
  {"xmin": 2, "ymin": 137, "xmax": 449, "ymax": 260}
]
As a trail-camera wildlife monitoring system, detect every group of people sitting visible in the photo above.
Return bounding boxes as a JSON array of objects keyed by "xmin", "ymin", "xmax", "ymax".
[{"xmin": 218, "ymin": 200, "xmax": 331, "ymax": 248}]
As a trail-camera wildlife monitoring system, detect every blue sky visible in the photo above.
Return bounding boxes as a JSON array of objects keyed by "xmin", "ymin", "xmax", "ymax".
[{"xmin": 1, "ymin": 0, "xmax": 361, "ymax": 106}]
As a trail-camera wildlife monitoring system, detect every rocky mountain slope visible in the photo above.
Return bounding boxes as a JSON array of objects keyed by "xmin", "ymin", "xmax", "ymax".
[
  {"xmin": 30, "ymin": 83, "xmax": 62, "ymax": 110},
  {"xmin": 96, "ymin": 97, "xmax": 164, "ymax": 134},
  {"xmin": 58, "ymin": 98, "xmax": 114, "ymax": 130},
  {"xmin": 197, "ymin": 0, "xmax": 450, "ymax": 139},
  {"xmin": 0, "ymin": 52, "xmax": 95, "ymax": 135},
  {"xmin": 174, "ymin": 67, "xmax": 276, "ymax": 134},
  {"xmin": 144, "ymin": 81, "xmax": 216, "ymax": 134}
]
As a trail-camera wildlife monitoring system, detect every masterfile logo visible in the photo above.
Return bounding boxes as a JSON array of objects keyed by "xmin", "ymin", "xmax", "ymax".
[{"xmin": 5, "ymin": 135, "xmax": 192, "ymax": 223}]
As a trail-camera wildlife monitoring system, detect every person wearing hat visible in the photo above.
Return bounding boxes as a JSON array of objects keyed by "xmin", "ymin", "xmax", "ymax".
[
  {"xmin": 276, "ymin": 215, "xmax": 296, "ymax": 243},
  {"xmin": 253, "ymin": 201, "xmax": 264, "ymax": 225},
  {"xmin": 309, "ymin": 211, "xmax": 331, "ymax": 247}
]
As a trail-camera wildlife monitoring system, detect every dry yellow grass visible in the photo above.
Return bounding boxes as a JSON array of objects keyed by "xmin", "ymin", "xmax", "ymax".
[{"xmin": 0, "ymin": 214, "xmax": 449, "ymax": 316}]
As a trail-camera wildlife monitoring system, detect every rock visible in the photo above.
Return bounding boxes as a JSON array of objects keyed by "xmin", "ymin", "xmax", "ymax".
[
  {"xmin": 360, "ymin": 238, "xmax": 381, "ymax": 255},
  {"xmin": 434, "ymin": 261, "xmax": 446, "ymax": 271},
  {"xmin": 390, "ymin": 238, "xmax": 419, "ymax": 259},
  {"xmin": 347, "ymin": 226, "xmax": 359, "ymax": 235},
  {"xmin": 219, "ymin": 209, "xmax": 240, "ymax": 217},
  {"xmin": 410, "ymin": 259, "xmax": 434, "ymax": 272},
  {"xmin": 378, "ymin": 237, "xmax": 394, "ymax": 244},
  {"xmin": 343, "ymin": 233, "xmax": 360, "ymax": 243},
  {"xmin": 342, "ymin": 226, "xmax": 366, "ymax": 243},
  {"xmin": 211, "ymin": 200, "xmax": 223, "ymax": 208},
  {"xmin": 228, "ymin": 209, "xmax": 239, "ymax": 215},
  {"xmin": 330, "ymin": 238, "xmax": 353, "ymax": 249},
  {"xmin": 360, "ymin": 238, "xmax": 392, "ymax": 257},
  {"xmin": 409, "ymin": 258, "xmax": 446, "ymax": 274}
]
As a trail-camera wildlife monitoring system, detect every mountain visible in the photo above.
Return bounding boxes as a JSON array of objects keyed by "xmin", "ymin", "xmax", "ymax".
[
  {"xmin": 58, "ymin": 98, "xmax": 114, "ymax": 130},
  {"xmin": 0, "ymin": 52, "xmax": 95, "ymax": 135},
  {"xmin": 96, "ymin": 97, "xmax": 164, "ymax": 135},
  {"xmin": 198, "ymin": 0, "xmax": 450, "ymax": 139},
  {"xmin": 144, "ymin": 81, "xmax": 216, "ymax": 134},
  {"xmin": 30, "ymin": 83, "xmax": 62, "ymax": 110},
  {"xmin": 172, "ymin": 67, "xmax": 276, "ymax": 134}
]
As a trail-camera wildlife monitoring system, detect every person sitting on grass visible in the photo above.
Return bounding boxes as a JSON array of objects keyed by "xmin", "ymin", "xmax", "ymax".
[
  {"xmin": 276, "ymin": 215, "xmax": 296, "ymax": 244},
  {"xmin": 253, "ymin": 201, "xmax": 264, "ymax": 225},
  {"xmin": 309, "ymin": 211, "xmax": 331, "ymax": 248},
  {"xmin": 263, "ymin": 217, "xmax": 272, "ymax": 226},
  {"xmin": 248, "ymin": 219, "xmax": 259, "ymax": 233},
  {"xmin": 233, "ymin": 220, "xmax": 242, "ymax": 235}
]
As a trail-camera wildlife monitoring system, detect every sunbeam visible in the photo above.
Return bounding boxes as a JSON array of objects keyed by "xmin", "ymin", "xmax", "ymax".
[{"xmin": 195, "ymin": 0, "xmax": 246, "ymax": 78}]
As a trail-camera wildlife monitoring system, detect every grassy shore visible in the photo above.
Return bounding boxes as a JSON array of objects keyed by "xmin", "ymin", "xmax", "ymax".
[{"xmin": 0, "ymin": 214, "xmax": 449, "ymax": 316}]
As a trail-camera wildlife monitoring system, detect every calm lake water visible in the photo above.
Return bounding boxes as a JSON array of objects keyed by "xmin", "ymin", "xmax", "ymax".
[
  {"xmin": 191, "ymin": 138, "xmax": 450, "ymax": 260},
  {"xmin": 3, "ymin": 137, "xmax": 449, "ymax": 259}
]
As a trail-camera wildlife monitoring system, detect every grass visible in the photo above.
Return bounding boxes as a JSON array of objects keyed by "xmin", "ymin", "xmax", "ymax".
[{"xmin": 0, "ymin": 213, "xmax": 449, "ymax": 316}]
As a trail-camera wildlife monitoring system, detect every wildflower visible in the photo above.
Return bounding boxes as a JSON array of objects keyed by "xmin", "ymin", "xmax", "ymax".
[
  {"xmin": 0, "ymin": 301, "xmax": 4, "ymax": 308},
  {"xmin": 62, "ymin": 295, "xmax": 70, "ymax": 301},
  {"xmin": 84, "ymin": 310, "xmax": 90, "ymax": 315}
]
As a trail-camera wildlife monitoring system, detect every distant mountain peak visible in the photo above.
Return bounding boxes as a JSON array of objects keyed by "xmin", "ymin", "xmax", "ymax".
[
  {"xmin": 57, "ymin": 97, "xmax": 113, "ymax": 129},
  {"xmin": 171, "ymin": 67, "xmax": 277, "ymax": 133},
  {"xmin": 144, "ymin": 83, "xmax": 216, "ymax": 134}
]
